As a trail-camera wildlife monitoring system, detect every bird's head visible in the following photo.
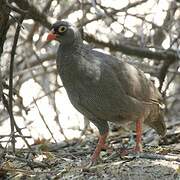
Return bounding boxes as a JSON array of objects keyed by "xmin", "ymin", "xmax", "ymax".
[{"xmin": 47, "ymin": 21, "xmax": 81, "ymax": 45}]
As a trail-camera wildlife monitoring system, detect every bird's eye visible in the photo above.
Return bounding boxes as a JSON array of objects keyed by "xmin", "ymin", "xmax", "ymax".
[{"xmin": 58, "ymin": 26, "xmax": 67, "ymax": 33}]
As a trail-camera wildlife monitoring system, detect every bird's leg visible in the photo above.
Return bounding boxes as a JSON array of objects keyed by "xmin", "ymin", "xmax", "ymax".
[
  {"xmin": 91, "ymin": 132, "xmax": 109, "ymax": 162},
  {"xmin": 119, "ymin": 119, "xmax": 143, "ymax": 156},
  {"xmin": 135, "ymin": 118, "xmax": 143, "ymax": 152}
]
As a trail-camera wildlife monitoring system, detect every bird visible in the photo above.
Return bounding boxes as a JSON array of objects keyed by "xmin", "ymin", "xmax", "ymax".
[{"xmin": 46, "ymin": 21, "xmax": 166, "ymax": 162}]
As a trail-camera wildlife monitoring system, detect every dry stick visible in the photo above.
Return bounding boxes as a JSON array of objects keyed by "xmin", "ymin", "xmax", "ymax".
[
  {"xmin": 0, "ymin": 123, "xmax": 28, "ymax": 160},
  {"xmin": 6, "ymin": 0, "xmax": 27, "ymax": 15},
  {"xmin": 29, "ymin": 87, "xmax": 61, "ymax": 106},
  {"xmin": 33, "ymin": 98, "xmax": 57, "ymax": 143},
  {"xmin": 6, "ymin": 2, "xmax": 34, "ymax": 152},
  {"xmin": 26, "ymin": 51, "xmax": 58, "ymax": 143},
  {"xmin": 137, "ymin": 152, "xmax": 180, "ymax": 162},
  {"xmin": 0, "ymin": 132, "xmax": 15, "ymax": 160},
  {"xmin": 2, "ymin": 167, "xmax": 35, "ymax": 177},
  {"xmin": 162, "ymin": 65, "xmax": 179, "ymax": 97},
  {"xmin": 0, "ymin": 135, "xmax": 31, "ymax": 139},
  {"xmin": 2, "ymin": 94, "xmax": 32, "ymax": 151},
  {"xmin": 53, "ymin": 100, "xmax": 68, "ymax": 141},
  {"xmin": 13, "ymin": 0, "xmax": 180, "ymax": 63},
  {"xmin": 5, "ymin": 154, "xmax": 48, "ymax": 168},
  {"xmin": 24, "ymin": 50, "xmax": 66, "ymax": 141},
  {"xmin": 53, "ymin": 76, "xmax": 68, "ymax": 141},
  {"xmin": 91, "ymin": 0, "xmax": 104, "ymax": 16},
  {"xmin": 8, "ymin": 15, "xmax": 25, "ymax": 153}
]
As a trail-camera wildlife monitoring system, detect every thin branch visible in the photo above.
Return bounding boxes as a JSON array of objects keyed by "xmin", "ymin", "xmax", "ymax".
[
  {"xmin": 52, "ymin": 77, "xmax": 68, "ymax": 141},
  {"xmin": 6, "ymin": 0, "xmax": 28, "ymax": 15},
  {"xmin": 11, "ymin": 0, "xmax": 180, "ymax": 63},
  {"xmin": 97, "ymin": 0, "xmax": 148, "ymax": 14},
  {"xmin": 9, "ymin": 14, "xmax": 25, "ymax": 29},
  {"xmin": 91, "ymin": 0, "xmax": 104, "ymax": 16},
  {"xmin": 33, "ymin": 98, "xmax": 57, "ymax": 144},
  {"xmin": 15, "ymin": 0, "xmax": 51, "ymax": 28},
  {"xmin": 8, "ymin": 15, "xmax": 25, "ymax": 152},
  {"xmin": 162, "ymin": 65, "xmax": 179, "ymax": 96},
  {"xmin": 2, "ymin": 94, "xmax": 32, "ymax": 150},
  {"xmin": 158, "ymin": 59, "xmax": 176, "ymax": 91},
  {"xmin": 132, "ymin": 152, "xmax": 180, "ymax": 162},
  {"xmin": 84, "ymin": 33, "xmax": 180, "ymax": 62},
  {"xmin": 0, "ymin": 135, "xmax": 31, "ymax": 139}
]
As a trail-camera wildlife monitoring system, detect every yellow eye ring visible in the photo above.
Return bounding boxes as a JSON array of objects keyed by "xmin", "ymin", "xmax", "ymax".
[{"xmin": 58, "ymin": 26, "xmax": 67, "ymax": 33}]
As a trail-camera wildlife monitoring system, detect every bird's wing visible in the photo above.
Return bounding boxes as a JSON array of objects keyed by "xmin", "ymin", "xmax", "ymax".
[{"xmin": 91, "ymin": 49, "xmax": 162, "ymax": 104}]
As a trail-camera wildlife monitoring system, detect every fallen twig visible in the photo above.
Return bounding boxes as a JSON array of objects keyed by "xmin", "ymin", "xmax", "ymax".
[
  {"xmin": 5, "ymin": 154, "xmax": 48, "ymax": 169},
  {"xmin": 128, "ymin": 152, "xmax": 180, "ymax": 162}
]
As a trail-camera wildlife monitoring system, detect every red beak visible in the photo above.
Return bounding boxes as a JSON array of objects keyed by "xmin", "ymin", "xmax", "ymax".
[{"xmin": 47, "ymin": 33, "xmax": 57, "ymax": 41}]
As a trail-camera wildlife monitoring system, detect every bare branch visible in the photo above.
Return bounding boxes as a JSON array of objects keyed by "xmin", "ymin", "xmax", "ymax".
[
  {"xmin": 33, "ymin": 98, "xmax": 57, "ymax": 144},
  {"xmin": 84, "ymin": 33, "xmax": 179, "ymax": 62},
  {"xmin": 8, "ymin": 15, "xmax": 25, "ymax": 152},
  {"xmin": 6, "ymin": 0, "xmax": 27, "ymax": 15}
]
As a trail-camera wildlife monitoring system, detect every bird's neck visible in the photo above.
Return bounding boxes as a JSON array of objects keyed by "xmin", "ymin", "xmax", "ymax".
[
  {"xmin": 57, "ymin": 40, "xmax": 84, "ymax": 89},
  {"xmin": 57, "ymin": 39, "xmax": 83, "ymax": 71},
  {"xmin": 60, "ymin": 39, "xmax": 83, "ymax": 58}
]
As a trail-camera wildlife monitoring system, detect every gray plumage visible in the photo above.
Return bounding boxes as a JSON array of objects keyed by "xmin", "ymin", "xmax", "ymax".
[{"xmin": 51, "ymin": 21, "xmax": 166, "ymax": 137}]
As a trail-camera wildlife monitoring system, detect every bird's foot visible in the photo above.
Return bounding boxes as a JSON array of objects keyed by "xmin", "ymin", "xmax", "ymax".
[
  {"xmin": 134, "ymin": 143, "xmax": 143, "ymax": 152},
  {"xmin": 91, "ymin": 143, "xmax": 112, "ymax": 162},
  {"xmin": 119, "ymin": 144, "xmax": 143, "ymax": 156},
  {"xmin": 90, "ymin": 132, "xmax": 112, "ymax": 163}
]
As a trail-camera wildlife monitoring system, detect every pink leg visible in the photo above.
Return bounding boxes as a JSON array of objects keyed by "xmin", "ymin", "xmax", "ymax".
[
  {"xmin": 119, "ymin": 119, "xmax": 143, "ymax": 156},
  {"xmin": 135, "ymin": 119, "xmax": 143, "ymax": 152},
  {"xmin": 91, "ymin": 132, "xmax": 109, "ymax": 162}
]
